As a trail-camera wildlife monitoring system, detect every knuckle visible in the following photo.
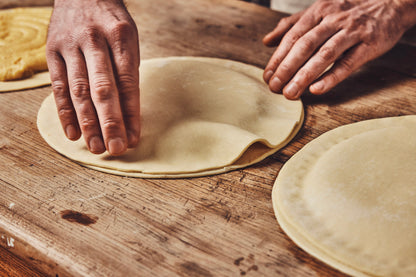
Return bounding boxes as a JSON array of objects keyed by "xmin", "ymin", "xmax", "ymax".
[
  {"xmin": 51, "ymin": 80, "xmax": 67, "ymax": 96},
  {"xmin": 118, "ymin": 72, "xmax": 138, "ymax": 84},
  {"xmin": 277, "ymin": 63, "xmax": 293, "ymax": 78},
  {"xmin": 321, "ymin": 13, "xmax": 334, "ymax": 23},
  {"xmin": 71, "ymin": 79, "xmax": 90, "ymax": 99},
  {"xmin": 270, "ymin": 58, "xmax": 280, "ymax": 69},
  {"xmin": 57, "ymin": 107, "xmax": 75, "ymax": 120},
  {"xmin": 93, "ymin": 82, "xmax": 115, "ymax": 102},
  {"xmin": 46, "ymin": 29, "xmax": 64, "ymax": 50},
  {"xmin": 297, "ymin": 69, "xmax": 315, "ymax": 83},
  {"xmin": 285, "ymin": 33, "xmax": 301, "ymax": 46},
  {"xmin": 322, "ymin": 13, "xmax": 343, "ymax": 27},
  {"xmin": 316, "ymin": 21, "xmax": 332, "ymax": 36},
  {"xmin": 101, "ymin": 118, "xmax": 124, "ymax": 131},
  {"xmin": 79, "ymin": 117, "xmax": 97, "ymax": 131},
  {"xmin": 82, "ymin": 26, "xmax": 103, "ymax": 47},
  {"xmin": 46, "ymin": 40, "xmax": 58, "ymax": 53},
  {"xmin": 118, "ymin": 73, "xmax": 139, "ymax": 93},
  {"xmin": 111, "ymin": 20, "xmax": 137, "ymax": 38},
  {"xmin": 47, "ymin": 35, "xmax": 76, "ymax": 55},
  {"xmin": 319, "ymin": 46, "xmax": 337, "ymax": 61},
  {"xmin": 109, "ymin": 21, "xmax": 139, "ymax": 57},
  {"xmin": 299, "ymin": 37, "xmax": 316, "ymax": 53}
]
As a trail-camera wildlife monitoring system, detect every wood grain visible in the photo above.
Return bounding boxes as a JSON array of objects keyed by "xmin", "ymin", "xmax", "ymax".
[
  {"xmin": 0, "ymin": 0, "xmax": 415, "ymax": 276},
  {"xmin": 0, "ymin": 246, "xmax": 45, "ymax": 277}
]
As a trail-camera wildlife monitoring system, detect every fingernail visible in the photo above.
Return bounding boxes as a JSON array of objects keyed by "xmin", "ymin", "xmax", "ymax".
[
  {"xmin": 89, "ymin": 136, "xmax": 105, "ymax": 154},
  {"xmin": 108, "ymin": 137, "xmax": 126, "ymax": 155},
  {"xmin": 284, "ymin": 82, "xmax": 299, "ymax": 99},
  {"xmin": 65, "ymin": 125, "xmax": 78, "ymax": 140},
  {"xmin": 269, "ymin": 76, "xmax": 283, "ymax": 92},
  {"xmin": 264, "ymin": 70, "xmax": 274, "ymax": 82}
]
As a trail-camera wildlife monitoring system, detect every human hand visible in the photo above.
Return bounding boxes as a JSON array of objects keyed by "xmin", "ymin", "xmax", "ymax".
[
  {"xmin": 46, "ymin": 0, "xmax": 140, "ymax": 155},
  {"xmin": 263, "ymin": 0, "xmax": 416, "ymax": 99}
]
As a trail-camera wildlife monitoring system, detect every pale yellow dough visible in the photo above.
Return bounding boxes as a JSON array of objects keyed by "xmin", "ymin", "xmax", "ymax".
[
  {"xmin": 0, "ymin": 7, "xmax": 51, "ymax": 90},
  {"xmin": 273, "ymin": 116, "xmax": 416, "ymax": 276},
  {"xmin": 0, "ymin": 71, "xmax": 50, "ymax": 92},
  {"xmin": 37, "ymin": 57, "xmax": 303, "ymax": 178}
]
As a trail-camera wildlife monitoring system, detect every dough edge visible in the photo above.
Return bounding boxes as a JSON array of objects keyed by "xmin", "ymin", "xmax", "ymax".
[
  {"xmin": 0, "ymin": 71, "xmax": 50, "ymax": 92},
  {"xmin": 272, "ymin": 115, "xmax": 416, "ymax": 277}
]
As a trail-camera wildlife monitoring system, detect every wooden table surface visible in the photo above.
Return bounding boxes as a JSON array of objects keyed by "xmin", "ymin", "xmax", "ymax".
[{"xmin": 1, "ymin": 0, "xmax": 415, "ymax": 276}]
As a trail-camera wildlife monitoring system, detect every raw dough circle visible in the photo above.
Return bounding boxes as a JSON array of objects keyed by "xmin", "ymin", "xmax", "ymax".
[
  {"xmin": 38, "ymin": 57, "xmax": 304, "ymax": 178},
  {"xmin": 0, "ymin": 71, "xmax": 50, "ymax": 92},
  {"xmin": 273, "ymin": 116, "xmax": 416, "ymax": 277}
]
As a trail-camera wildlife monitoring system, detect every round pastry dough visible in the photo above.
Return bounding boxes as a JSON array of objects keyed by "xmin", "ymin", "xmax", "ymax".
[
  {"xmin": 273, "ymin": 116, "xmax": 416, "ymax": 276},
  {"xmin": 0, "ymin": 7, "xmax": 51, "ymax": 90},
  {"xmin": 0, "ymin": 71, "xmax": 50, "ymax": 92},
  {"xmin": 37, "ymin": 57, "xmax": 303, "ymax": 178}
]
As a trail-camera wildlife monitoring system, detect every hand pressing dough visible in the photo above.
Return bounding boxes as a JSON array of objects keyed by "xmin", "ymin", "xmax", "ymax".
[
  {"xmin": 273, "ymin": 116, "xmax": 416, "ymax": 277},
  {"xmin": 0, "ymin": 7, "xmax": 51, "ymax": 91},
  {"xmin": 37, "ymin": 57, "xmax": 303, "ymax": 178}
]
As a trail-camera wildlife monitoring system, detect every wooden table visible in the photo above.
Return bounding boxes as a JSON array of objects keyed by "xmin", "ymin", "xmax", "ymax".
[{"xmin": 1, "ymin": 0, "xmax": 415, "ymax": 276}]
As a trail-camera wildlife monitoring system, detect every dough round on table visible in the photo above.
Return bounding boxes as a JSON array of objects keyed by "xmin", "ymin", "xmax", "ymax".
[
  {"xmin": 0, "ymin": 7, "xmax": 51, "ymax": 91},
  {"xmin": 273, "ymin": 116, "xmax": 416, "ymax": 277},
  {"xmin": 37, "ymin": 57, "xmax": 303, "ymax": 178},
  {"xmin": 0, "ymin": 71, "xmax": 50, "ymax": 92}
]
